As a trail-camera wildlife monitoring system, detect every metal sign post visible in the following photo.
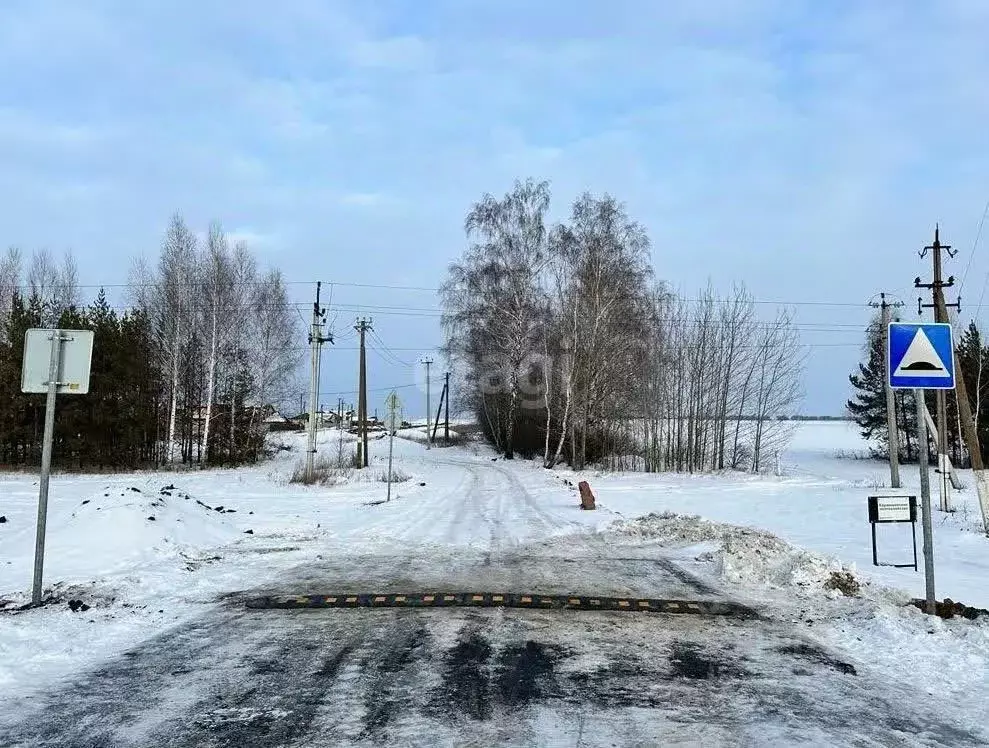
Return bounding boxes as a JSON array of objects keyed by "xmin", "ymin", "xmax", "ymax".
[
  {"xmin": 21, "ymin": 329, "xmax": 94, "ymax": 606},
  {"xmin": 867, "ymin": 495, "xmax": 918, "ymax": 570},
  {"xmin": 914, "ymin": 391, "xmax": 936, "ymax": 613},
  {"xmin": 887, "ymin": 321, "xmax": 953, "ymax": 616}
]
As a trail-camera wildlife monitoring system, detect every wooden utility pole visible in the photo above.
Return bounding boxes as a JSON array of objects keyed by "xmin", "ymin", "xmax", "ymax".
[
  {"xmin": 431, "ymin": 376, "xmax": 447, "ymax": 443},
  {"xmin": 444, "ymin": 371, "xmax": 451, "ymax": 443},
  {"xmin": 871, "ymin": 293, "xmax": 904, "ymax": 488},
  {"xmin": 355, "ymin": 318, "xmax": 373, "ymax": 468},
  {"xmin": 916, "ymin": 226, "xmax": 989, "ymax": 532},
  {"xmin": 916, "ymin": 227, "xmax": 960, "ymax": 511}
]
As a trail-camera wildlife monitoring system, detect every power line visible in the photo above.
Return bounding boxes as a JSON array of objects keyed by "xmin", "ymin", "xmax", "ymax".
[
  {"xmin": 960, "ymin": 198, "xmax": 989, "ymax": 293},
  {"xmin": 5, "ymin": 277, "xmax": 881, "ymax": 308},
  {"xmin": 28, "ymin": 299, "xmax": 883, "ymax": 333},
  {"xmin": 369, "ymin": 329, "xmax": 414, "ymax": 367},
  {"xmin": 319, "ymin": 382, "xmax": 419, "ymax": 397},
  {"xmin": 368, "ymin": 343, "xmax": 412, "ymax": 369}
]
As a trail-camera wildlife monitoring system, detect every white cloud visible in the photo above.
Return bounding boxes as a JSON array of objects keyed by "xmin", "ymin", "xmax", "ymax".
[
  {"xmin": 0, "ymin": 108, "xmax": 111, "ymax": 150},
  {"xmin": 4, "ymin": 0, "xmax": 989, "ymax": 411}
]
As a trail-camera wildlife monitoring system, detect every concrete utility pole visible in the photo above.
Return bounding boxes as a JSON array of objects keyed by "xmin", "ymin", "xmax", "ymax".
[
  {"xmin": 336, "ymin": 397, "xmax": 344, "ymax": 466},
  {"xmin": 871, "ymin": 293, "xmax": 904, "ymax": 488},
  {"xmin": 422, "ymin": 357, "xmax": 433, "ymax": 449},
  {"xmin": 306, "ymin": 283, "xmax": 332, "ymax": 483},
  {"xmin": 385, "ymin": 390, "xmax": 401, "ymax": 502},
  {"xmin": 916, "ymin": 227, "xmax": 961, "ymax": 512},
  {"xmin": 355, "ymin": 318, "xmax": 373, "ymax": 468}
]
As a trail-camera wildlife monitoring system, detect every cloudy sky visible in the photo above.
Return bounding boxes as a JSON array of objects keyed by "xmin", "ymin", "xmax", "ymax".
[{"xmin": 3, "ymin": 0, "xmax": 989, "ymax": 415}]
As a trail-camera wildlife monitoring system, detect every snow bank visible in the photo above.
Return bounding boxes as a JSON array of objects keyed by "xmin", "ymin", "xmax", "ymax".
[
  {"xmin": 608, "ymin": 511, "xmax": 864, "ymax": 597},
  {"xmin": 608, "ymin": 508, "xmax": 989, "ymax": 728},
  {"xmin": 1, "ymin": 483, "xmax": 241, "ymax": 602}
]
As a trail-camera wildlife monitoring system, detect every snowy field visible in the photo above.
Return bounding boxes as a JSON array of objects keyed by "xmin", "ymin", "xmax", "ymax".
[{"xmin": 1, "ymin": 420, "xmax": 987, "ymax": 741}]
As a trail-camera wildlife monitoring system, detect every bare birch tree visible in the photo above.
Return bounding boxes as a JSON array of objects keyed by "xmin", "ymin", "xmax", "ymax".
[
  {"xmin": 134, "ymin": 214, "xmax": 198, "ymax": 462},
  {"xmin": 442, "ymin": 178, "xmax": 551, "ymax": 458},
  {"xmin": 0, "ymin": 247, "xmax": 22, "ymax": 342},
  {"xmin": 199, "ymin": 222, "xmax": 235, "ymax": 462},
  {"xmin": 248, "ymin": 268, "xmax": 299, "ymax": 431},
  {"xmin": 440, "ymin": 179, "xmax": 805, "ymax": 473}
]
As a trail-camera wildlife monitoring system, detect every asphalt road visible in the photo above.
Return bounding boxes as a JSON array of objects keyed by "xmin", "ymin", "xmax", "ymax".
[{"xmin": 3, "ymin": 459, "xmax": 985, "ymax": 747}]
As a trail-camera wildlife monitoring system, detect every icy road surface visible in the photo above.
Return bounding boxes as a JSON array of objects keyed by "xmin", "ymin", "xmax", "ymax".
[{"xmin": 2, "ymin": 453, "xmax": 985, "ymax": 748}]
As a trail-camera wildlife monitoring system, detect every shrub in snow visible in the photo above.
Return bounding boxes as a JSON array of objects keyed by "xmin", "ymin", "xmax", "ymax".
[
  {"xmin": 289, "ymin": 455, "xmax": 355, "ymax": 485},
  {"xmin": 377, "ymin": 469, "xmax": 411, "ymax": 483}
]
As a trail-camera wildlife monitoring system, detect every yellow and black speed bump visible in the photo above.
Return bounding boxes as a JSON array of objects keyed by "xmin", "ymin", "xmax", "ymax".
[{"xmin": 244, "ymin": 592, "xmax": 756, "ymax": 618}]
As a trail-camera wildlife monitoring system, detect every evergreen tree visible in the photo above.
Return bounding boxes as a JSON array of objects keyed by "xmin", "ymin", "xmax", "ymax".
[
  {"xmin": 0, "ymin": 237, "xmax": 298, "ymax": 471},
  {"xmin": 847, "ymin": 320, "xmax": 888, "ymax": 450},
  {"xmin": 847, "ymin": 318, "xmax": 920, "ymax": 461},
  {"xmin": 955, "ymin": 320, "xmax": 989, "ymax": 466}
]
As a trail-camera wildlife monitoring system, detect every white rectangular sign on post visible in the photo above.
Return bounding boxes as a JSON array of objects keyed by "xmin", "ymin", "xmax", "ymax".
[
  {"xmin": 21, "ymin": 329, "xmax": 94, "ymax": 394},
  {"xmin": 21, "ymin": 328, "xmax": 94, "ymax": 606},
  {"xmin": 876, "ymin": 497, "xmax": 913, "ymax": 523}
]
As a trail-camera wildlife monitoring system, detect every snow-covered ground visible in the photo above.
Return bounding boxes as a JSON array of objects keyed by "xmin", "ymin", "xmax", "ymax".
[
  {"xmin": 559, "ymin": 420, "xmax": 989, "ymax": 608},
  {"xmin": 1, "ymin": 420, "xmax": 987, "ymax": 741}
]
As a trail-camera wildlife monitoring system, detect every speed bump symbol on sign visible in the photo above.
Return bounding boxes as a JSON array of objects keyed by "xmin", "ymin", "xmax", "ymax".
[{"xmin": 888, "ymin": 323, "xmax": 955, "ymax": 390}]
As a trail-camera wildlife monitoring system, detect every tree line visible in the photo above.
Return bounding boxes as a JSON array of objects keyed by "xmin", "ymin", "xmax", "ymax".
[
  {"xmin": 441, "ymin": 179, "xmax": 804, "ymax": 473},
  {"xmin": 848, "ymin": 317, "xmax": 989, "ymax": 466},
  {"xmin": 0, "ymin": 215, "xmax": 299, "ymax": 470}
]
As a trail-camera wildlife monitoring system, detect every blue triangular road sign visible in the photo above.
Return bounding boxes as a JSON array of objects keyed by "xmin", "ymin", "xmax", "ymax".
[{"xmin": 888, "ymin": 323, "xmax": 955, "ymax": 390}]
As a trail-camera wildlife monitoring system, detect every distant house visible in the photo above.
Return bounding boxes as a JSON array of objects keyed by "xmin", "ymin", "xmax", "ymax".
[
  {"xmin": 289, "ymin": 409, "xmax": 355, "ymax": 429},
  {"xmin": 183, "ymin": 404, "xmax": 285, "ymax": 430},
  {"xmin": 349, "ymin": 415, "xmax": 384, "ymax": 432},
  {"xmin": 262, "ymin": 410, "xmax": 300, "ymax": 432}
]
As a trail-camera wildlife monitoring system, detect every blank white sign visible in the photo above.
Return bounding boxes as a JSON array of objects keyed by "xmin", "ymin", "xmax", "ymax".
[{"xmin": 21, "ymin": 329, "xmax": 95, "ymax": 395}]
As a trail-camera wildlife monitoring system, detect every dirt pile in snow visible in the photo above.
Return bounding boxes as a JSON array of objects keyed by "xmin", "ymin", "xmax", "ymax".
[{"xmin": 609, "ymin": 511, "xmax": 862, "ymax": 596}]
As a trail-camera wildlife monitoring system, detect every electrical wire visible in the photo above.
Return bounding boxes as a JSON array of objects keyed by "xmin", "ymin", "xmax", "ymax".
[
  {"xmin": 6, "ymin": 278, "xmax": 880, "ymax": 309},
  {"xmin": 369, "ymin": 329, "xmax": 414, "ymax": 367},
  {"xmin": 961, "ymin": 199, "xmax": 989, "ymax": 293}
]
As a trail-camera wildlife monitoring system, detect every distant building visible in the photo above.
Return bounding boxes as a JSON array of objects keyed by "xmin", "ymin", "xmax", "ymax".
[{"xmin": 289, "ymin": 409, "xmax": 355, "ymax": 429}]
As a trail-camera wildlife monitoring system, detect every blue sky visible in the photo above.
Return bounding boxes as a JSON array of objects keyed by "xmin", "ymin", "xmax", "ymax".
[{"xmin": 3, "ymin": 0, "xmax": 989, "ymax": 415}]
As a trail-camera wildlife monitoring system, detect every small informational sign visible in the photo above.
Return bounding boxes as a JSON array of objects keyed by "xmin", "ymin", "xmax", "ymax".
[
  {"xmin": 868, "ymin": 495, "xmax": 916, "ymax": 523},
  {"xmin": 21, "ymin": 329, "xmax": 94, "ymax": 395},
  {"xmin": 867, "ymin": 495, "xmax": 918, "ymax": 570}
]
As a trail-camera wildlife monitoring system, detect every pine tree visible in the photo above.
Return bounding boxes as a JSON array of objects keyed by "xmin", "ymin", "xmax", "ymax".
[
  {"xmin": 847, "ymin": 320, "xmax": 889, "ymax": 452},
  {"xmin": 956, "ymin": 320, "xmax": 989, "ymax": 466},
  {"xmin": 847, "ymin": 319, "xmax": 922, "ymax": 461}
]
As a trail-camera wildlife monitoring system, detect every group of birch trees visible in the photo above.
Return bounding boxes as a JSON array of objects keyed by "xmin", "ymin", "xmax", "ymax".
[
  {"xmin": 441, "ymin": 179, "xmax": 804, "ymax": 473},
  {"xmin": 0, "ymin": 215, "xmax": 299, "ymax": 469},
  {"xmin": 132, "ymin": 214, "xmax": 298, "ymax": 465}
]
